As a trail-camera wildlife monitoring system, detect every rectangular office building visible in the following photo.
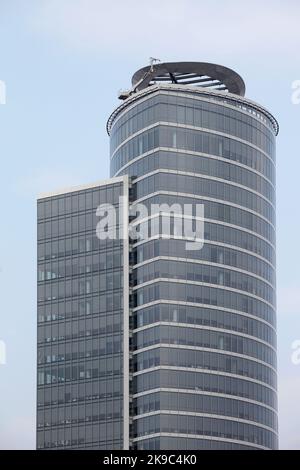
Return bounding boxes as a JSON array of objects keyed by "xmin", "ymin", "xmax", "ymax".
[{"xmin": 37, "ymin": 176, "xmax": 130, "ymax": 449}]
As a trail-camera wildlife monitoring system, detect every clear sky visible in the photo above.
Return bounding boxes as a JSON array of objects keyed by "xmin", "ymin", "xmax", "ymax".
[{"xmin": 0, "ymin": 0, "xmax": 299, "ymax": 449}]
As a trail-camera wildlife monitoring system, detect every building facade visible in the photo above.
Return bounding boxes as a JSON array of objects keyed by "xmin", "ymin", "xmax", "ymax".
[
  {"xmin": 37, "ymin": 177, "xmax": 130, "ymax": 449},
  {"xmin": 37, "ymin": 62, "xmax": 279, "ymax": 450}
]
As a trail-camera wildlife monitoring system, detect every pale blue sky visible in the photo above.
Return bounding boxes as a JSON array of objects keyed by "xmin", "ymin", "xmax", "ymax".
[{"xmin": 0, "ymin": 0, "xmax": 299, "ymax": 449}]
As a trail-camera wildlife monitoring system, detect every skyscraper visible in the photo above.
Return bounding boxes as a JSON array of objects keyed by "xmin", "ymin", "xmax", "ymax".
[{"xmin": 37, "ymin": 62, "xmax": 279, "ymax": 450}]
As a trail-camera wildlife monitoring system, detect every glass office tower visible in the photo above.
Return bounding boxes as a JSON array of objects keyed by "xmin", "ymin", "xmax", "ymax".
[
  {"xmin": 108, "ymin": 62, "xmax": 278, "ymax": 449},
  {"xmin": 37, "ymin": 62, "xmax": 279, "ymax": 450},
  {"xmin": 37, "ymin": 177, "xmax": 130, "ymax": 449}
]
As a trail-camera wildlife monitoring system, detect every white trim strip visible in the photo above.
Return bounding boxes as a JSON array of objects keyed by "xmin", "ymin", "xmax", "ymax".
[
  {"xmin": 133, "ymin": 277, "xmax": 276, "ymax": 310},
  {"xmin": 133, "ymin": 321, "xmax": 276, "ymax": 352},
  {"xmin": 132, "ymin": 168, "xmax": 275, "ymax": 210},
  {"xmin": 114, "ymin": 146, "xmax": 275, "ymax": 189},
  {"xmin": 110, "ymin": 121, "xmax": 275, "ymax": 164},
  {"xmin": 133, "ymin": 255, "xmax": 274, "ymax": 289},
  {"xmin": 132, "ymin": 364, "xmax": 277, "ymax": 392},
  {"xmin": 131, "ymin": 197, "xmax": 276, "ymax": 249},
  {"xmin": 132, "ymin": 232, "xmax": 276, "ymax": 269},
  {"xmin": 131, "ymin": 174, "xmax": 276, "ymax": 229},
  {"xmin": 132, "ymin": 346, "xmax": 276, "ymax": 373},
  {"xmin": 132, "ymin": 431, "xmax": 270, "ymax": 449},
  {"xmin": 132, "ymin": 299, "xmax": 276, "ymax": 332},
  {"xmin": 132, "ymin": 410, "xmax": 277, "ymax": 435},
  {"xmin": 133, "ymin": 387, "xmax": 277, "ymax": 413}
]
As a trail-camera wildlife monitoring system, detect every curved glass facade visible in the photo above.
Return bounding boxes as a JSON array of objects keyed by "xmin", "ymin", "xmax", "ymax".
[{"xmin": 109, "ymin": 86, "xmax": 278, "ymax": 449}]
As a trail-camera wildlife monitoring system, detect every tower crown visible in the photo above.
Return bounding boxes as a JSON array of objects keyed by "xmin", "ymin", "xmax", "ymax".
[{"xmin": 131, "ymin": 61, "xmax": 246, "ymax": 96}]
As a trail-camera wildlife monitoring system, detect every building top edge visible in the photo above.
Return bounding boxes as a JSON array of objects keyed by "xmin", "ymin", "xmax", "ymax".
[
  {"xmin": 37, "ymin": 175, "xmax": 128, "ymax": 200},
  {"xmin": 107, "ymin": 83, "xmax": 279, "ymax": 137}
]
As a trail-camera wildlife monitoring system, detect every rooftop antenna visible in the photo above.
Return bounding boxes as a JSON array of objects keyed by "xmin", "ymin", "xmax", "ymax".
[
  {"xmin": 149, "ymin": 57, "xmax": 161, "ymax": 72},
  {"xmin": 118, "ymin": 58, "xmax": 162, "ymax": 101}
]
